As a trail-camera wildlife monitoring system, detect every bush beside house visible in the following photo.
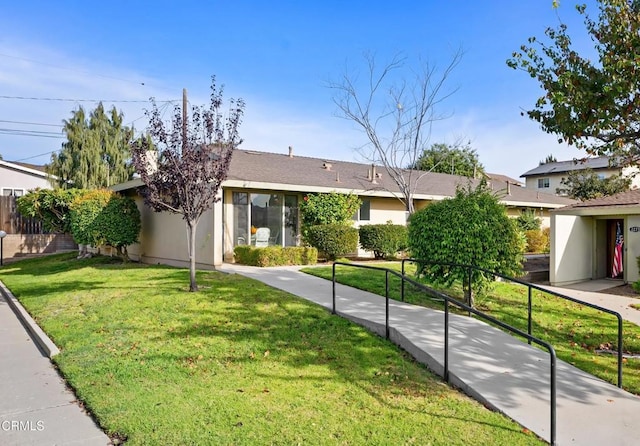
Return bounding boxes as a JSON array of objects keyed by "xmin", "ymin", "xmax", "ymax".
[
  {"xmin": 305, "ymin": 225, "xmax": 359, "ymax": 260},
  {"xmin": 234, "ymin": 246, "xmax": 318, "ymax": 267},
  {"xmin": 359, "ymin": 223, "xmax": 408, "ymax": 259}
]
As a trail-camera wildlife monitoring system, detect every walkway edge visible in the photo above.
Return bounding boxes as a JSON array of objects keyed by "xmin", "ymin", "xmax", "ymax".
[{"xmin": 0, "ymin": 280, "xmax": 60, "ymax": 358}]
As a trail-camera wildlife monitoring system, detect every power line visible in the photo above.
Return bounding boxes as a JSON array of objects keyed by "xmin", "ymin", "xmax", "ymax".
[
  {"xmin": 0, "ymin": 119, "xmax": 62, "ymax": 127},
  {"xmin": 15, "ymin": 150, "xmax": 60, "ymax": 162},
  {"xmin": 0, "ymin": 95, "xmax": 177, "ymax": 103},
  {"xmin": 0, "ymin": 128, "xmax": 64, "ymax": 138}
]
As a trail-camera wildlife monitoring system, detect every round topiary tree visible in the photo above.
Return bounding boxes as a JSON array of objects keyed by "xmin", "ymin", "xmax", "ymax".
[
  {"xmin": 408, "ymin": 182, "xmax": 524, "ymax": 302},
  {"xmin": 69, "ymin": 189, "xmax": 141, "ymax": 261}
]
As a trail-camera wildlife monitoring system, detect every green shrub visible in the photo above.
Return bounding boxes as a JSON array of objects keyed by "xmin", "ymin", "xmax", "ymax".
[
  {"xmin": 359, "ymin": 223, "xmax": 408, "ymax": 259},
  {"xmin": 515, "ymin": 209, "xmax": 542, "ymax": 231},
  {"xmin": 408, "ymin": 183, "xmax": 524, "ymax": 297},
  {"xmin": 542, "ymin": 227, "xmax": 550, "ymax": 253},
  {"xmin": 524, "ymin": 229, "xmax": 549, "ymax": 253},
  {"xmin": 300, "ymin": 192, "xmax": 361, "ymax": 228},
  {"xmin": 69, "ymin": 189, "xmax": 140, "ymax": 259},
  {"xmin": 305, "ymin": 224, "xmax": 359, "ymax": 260},
  {"xmin": 16, "ymin": 188, "xmax": 82, "ymax": 233},
  {"xmin": 234, "ymin": 246, "xmax": 318, "ymax": 266}
]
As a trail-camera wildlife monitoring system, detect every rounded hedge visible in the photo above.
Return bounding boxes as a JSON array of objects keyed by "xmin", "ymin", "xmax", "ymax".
[
  {"xmin": 359, "ymin": 224, "xmax": 407, "ymax": 259},
  {"xmin": 305, "ymin": 224, "xmax": 359, "ymax": 260},
  {"xmin": 407, "ymin": 184, "xmax": 524, "ymax": 292}
]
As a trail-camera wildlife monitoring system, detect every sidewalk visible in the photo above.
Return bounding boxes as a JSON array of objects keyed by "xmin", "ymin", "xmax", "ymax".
[
  {"xmin": 219, "ymin": 264, "xmax": 640, "ymax": 446},
  {"xmin": 0, "ymin": 284, "xmax": 110, "ymax": 445}
]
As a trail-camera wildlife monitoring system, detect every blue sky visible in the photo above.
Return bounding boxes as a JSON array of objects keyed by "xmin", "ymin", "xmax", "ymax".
[{"xmin": 0, "ymin": 1, "xmax": 599, "ymax": 180}]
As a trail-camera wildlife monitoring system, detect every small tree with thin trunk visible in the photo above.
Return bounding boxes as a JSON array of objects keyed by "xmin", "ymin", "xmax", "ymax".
[
  {"xmin": 329, "ymin": 51, "xmax": 462, "ymax": 214},
  {"xmin": 131, "ymin": 76, "xmax": 245, "ymax": 291}
]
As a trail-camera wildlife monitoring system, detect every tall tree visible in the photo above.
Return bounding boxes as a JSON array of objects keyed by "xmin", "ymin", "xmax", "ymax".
[
  {"xmin": 131, "ymin": 77, "xmax": 245, "ymax": 291},
  {"xmin": 508, "ymin": 0, "xmax": 640, "ymax": 165},
  {"xmin": 412, "ymin": 142, "xmax": 484, "ymax": 177},
  {"xmin": 329, "ymin": 51, "xmax": 462, "ymax": 214},
  {"xmin": 539, "ymin": 154, "xmax": 557, "ymax": 165},
  {"xmin": 48, "ymin": 103, "xmax": 135, "ymax": 189},
  {"xmin": 556, "ymin": 168, "xmax": 632, "ymax": 200}
]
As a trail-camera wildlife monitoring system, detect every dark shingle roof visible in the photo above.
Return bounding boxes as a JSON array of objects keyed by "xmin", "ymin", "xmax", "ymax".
[
  {"xmin": 520, "ymin": 156, "xmax": 614, "ymax": 178},
  {"xmin": 228, "ymin": 149, "xmax": 576, "ymax": 207},
  {"xmin": 555, "ymin": 189, "xmax": 640, "ymax": 211}
]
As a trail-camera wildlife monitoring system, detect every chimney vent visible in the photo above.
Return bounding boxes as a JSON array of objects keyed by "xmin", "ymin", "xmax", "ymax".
[
  {"xmin": 336, "ymin": 171, "xmax": 340, "ymax": 182},
  {"xmin": 323, "ymin": 162, "xmax": 332, "ymax": 171},
  {"xmin": 371, "ymin": 164, "xmax": 378, "ymax": 184},
  {"xmin": 507, "ymin": 182, "xmax": 511, "ymax": 195},
  {"xmin": 288, "ymin": 145, "xmax": 293, "ymax": 158}
]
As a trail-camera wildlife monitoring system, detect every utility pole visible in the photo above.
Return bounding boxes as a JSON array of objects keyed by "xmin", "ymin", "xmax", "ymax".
[{"xmin": 182, "ymin": 88, "xmax": 188, "ymax": 155}]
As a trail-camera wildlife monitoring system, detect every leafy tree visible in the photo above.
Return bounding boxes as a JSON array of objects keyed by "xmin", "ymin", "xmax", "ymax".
[
  {"xmin": 515, "ymin": 209, "xmax": 542, "ymax": 232},
  {"xmin": 299, "ymin": 192, "xmax": 361, "ymax": 228},
  {"xmin": 130, "ymin": 77, "xmax": 245, "ymax": 291},
  {"xmin": 329, "ymin": 51, "xmax": 462, "ymax": 213},
  {"xmin": 407, "ymin": 182, "xmax": 524, "ymax": 303},
  {"xmin": 556, "ymin": 168, "xmax": 632, "ymax": 200},
  {"xmin": 412, "ymin": 142, "xmax": 485, "ymax": 177},
  {"xmin": 68, "ymin": 189, "xmax": 140, "ymax": 261},
  {"xmin": 16, "ymin": 188, "xmax": 82, "ymax": 233},
  {"xmin": 508, "ymin": 1, "xmax": 640, "ymax": 165},
  {"xmin": 539, "ymin": 154, "xmax": 557, "ymax": 165},
  {"xmin": 48, "ymin": 103, "xmax": 135, "ymax": 189}
]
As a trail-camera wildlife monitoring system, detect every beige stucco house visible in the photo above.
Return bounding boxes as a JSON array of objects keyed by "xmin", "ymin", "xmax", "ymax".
[
  {"xmin": 550, "ymin": 190, "xmax": 640, "ymax": 286},
  {"xmin": 521, "ymin": 156, "xmax": 640, "ymax": 196},
  {"xmin": 112, "ymin": 148, "xmax": 575, "ymax": 269}
]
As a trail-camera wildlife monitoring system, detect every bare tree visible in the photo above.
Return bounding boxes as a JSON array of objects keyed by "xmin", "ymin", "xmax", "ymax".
[
  {"xmin": 329, "ymin": 52, "xmax": 462, "ymax": 214},
  {"xmin": 131, "ymin": 76, "xmax": 245, "ymax": 291}
]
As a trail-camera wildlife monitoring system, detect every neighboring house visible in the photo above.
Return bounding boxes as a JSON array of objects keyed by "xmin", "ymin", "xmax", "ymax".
[
  {"xmin": 550, "ymin": 189, "xmax": 640, "ymax": 286},
  {"xmin": 0, "ymin": 160, "xmax": 52, "ymax": 196},
  {"xmin": 112, "ymin": 148, "xmax": 575, "ymax": 269},
  {"xmin": 520, "ymin": 156, "xmax": 640, "ymax": 195},
  {"xmin": 0, "ymin": 159, "xmax": 74, "ymax": 259}
]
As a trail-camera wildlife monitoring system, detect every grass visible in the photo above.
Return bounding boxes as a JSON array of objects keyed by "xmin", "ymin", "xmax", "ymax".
[
  {"xmin": 0, "ymin": 253, "xmax": 543, "ymax": 445},
  {"xmin": 302, "ymin": 262, "xmax": 640, "ymax": 395}
]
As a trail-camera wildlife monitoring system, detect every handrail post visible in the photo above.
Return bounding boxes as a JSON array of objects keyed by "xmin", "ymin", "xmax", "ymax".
[
  {"xmin": 385, "ymin": 270, "xmax": 390, "ymax": 339},
  {"xmin": 617, "ymin": 314, "xmax": 623, "ymax": 388},
  {"xmin": 401, "ymin": 259, "xmax": 406, "ymax": 302},
  {"xmin": 332, "ymin": 262, "xmax": 337, "ymax": 314},
  {"xmin": 528, "ymin": 286, "xmax": 532, "ymax": 345},
  {"xmin": 444, "ymin": 297, "xmax": 450, "ymax": 383},
  {"xmin": 467, "ymin": 266, "xmax": 473, "ymax": 317},
  {"xmin": 550, "ymin": 349, "xmax": 556, "ymax": 445}
]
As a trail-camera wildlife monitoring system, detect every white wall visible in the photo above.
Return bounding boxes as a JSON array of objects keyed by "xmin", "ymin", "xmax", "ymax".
[
  {"xmin": 0, "ymin": 165, "xmax": 51, "ymax": 193},
  {"xmin": 526, "ymin": 167, "xmax": 621, "ymax": 195},
  {"xmin": 126, "ymin": 194, "xmax": 220, "ymax": 269},
  {"xmin": 625, "ymin": 216, "xmax": 640, "ymax": 283},
  {"xmin": 551, "ymin": 214, "xmax": 594, "ymax": 285}
]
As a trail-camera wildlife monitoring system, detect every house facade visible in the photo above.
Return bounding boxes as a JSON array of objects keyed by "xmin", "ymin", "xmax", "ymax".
[
  {"xmin": 113, "ymin": 148, "xmax": 576, "ymax": 269},
  {"xmin": 0, "ymin": 160, "xmax": 52, "ymax": 196},
  {"xmin": 551, "ymin": 189, "xmax": 640, "ymax": 286},
  {"xmin": 520, "ymin": 156, "xmax": 640, "ymax": 196}
]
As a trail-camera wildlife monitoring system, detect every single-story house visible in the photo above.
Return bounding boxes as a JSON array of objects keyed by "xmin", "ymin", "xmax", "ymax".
[
  {"xmin": 0, "ymin": 160, "xmax": 52, "ymax": 196},
  {"xmin": 551, "ymin": 189, "xmax": 640, "ymax": 286},
  {"xmin": 520, "ymin": 155, "xmax": 640, "ymax": 196},
  {"xmin": 112, "ymin": 148, "xmax": 576, "ymax": 269}
]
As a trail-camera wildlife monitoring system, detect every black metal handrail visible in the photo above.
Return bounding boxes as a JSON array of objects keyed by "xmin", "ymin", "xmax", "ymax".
[
  {"xmin": 401, "ymin": 258, "xmax": 624, "ymax": 389},
  {"xmin": 332, "ymin": 261, "xmax": 557, "ymax": 445}
]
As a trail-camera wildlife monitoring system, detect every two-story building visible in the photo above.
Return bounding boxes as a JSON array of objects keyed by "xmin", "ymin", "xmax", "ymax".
[{"xmin": 520, "ymin": 156, "xmax": 640, "ymax": 196}]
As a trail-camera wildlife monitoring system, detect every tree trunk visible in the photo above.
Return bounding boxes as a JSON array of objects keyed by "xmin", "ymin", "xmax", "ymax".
[{"xmin": 187, "ymin": 220, "xmax": 198, "ymax": 292}]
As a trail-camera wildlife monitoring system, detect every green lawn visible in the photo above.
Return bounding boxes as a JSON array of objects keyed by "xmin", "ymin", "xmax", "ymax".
[
  {"xmin": 302, "ymin": 262, "xmax": 640, "ymax": 395},
  {"xmin": 0, "ymin": 254, "xmax": 542, "ymax": 445}
]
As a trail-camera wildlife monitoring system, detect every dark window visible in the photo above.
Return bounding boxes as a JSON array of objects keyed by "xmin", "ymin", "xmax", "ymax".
[{"xmin": 359, "ymin": 199, "xmax": 371, "ymax": 221}]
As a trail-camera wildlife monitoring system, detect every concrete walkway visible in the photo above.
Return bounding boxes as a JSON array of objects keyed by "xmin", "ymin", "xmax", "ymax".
[
  {"xmin": 219, "ymin": 264, "xmax": 640, "ymax": 446},
  {"xmin": 0, "ymin": 283, "xmax": 110, "ymax": 446}
]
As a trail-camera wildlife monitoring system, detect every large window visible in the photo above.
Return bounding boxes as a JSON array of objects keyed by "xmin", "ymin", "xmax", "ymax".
[{"xmin": 232, "ymin": 191, "xmax": 299, "ymax": 247}]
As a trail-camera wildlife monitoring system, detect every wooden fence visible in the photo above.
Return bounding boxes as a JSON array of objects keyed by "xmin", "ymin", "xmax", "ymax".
[{"xmin": 0, "ymin": 195, "xmax": 43, "ymax": 234}]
